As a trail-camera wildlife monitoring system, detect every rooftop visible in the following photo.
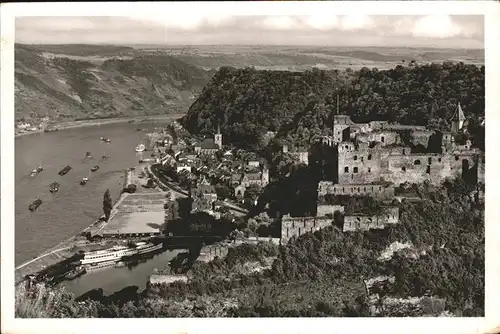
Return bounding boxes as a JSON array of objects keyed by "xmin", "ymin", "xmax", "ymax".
[{"xmin": 196, "ymin": 138, "xmax": 219, "ymax": 150}]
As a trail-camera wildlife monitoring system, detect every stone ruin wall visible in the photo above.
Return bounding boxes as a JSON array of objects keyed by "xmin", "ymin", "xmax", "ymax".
[
  {"xmin": 343, "ymin": 207, "xmax": 400, "ymax": 232},
  {"xmin": 281, "ymin": 215, "xmax": 334, "ymax": 244},
  {"xmin": 318, "ymin": 181, "xmax": 395, "ymax": 200},
  {"xmin": 337, "ymin": 140, "xmax": 481, "ymax": 186}
]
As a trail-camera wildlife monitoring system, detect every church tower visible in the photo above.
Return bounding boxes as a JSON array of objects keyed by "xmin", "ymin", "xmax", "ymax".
[
  {"xmin": 261, "ymin": 165, "xmax": 269, "ymax": 187},
  {"xmin": 214, "ymin": 124, "xmax": 223, "ymax": 149},
  {"xmin": 451, "ymin": 102, "xmax": 466, "ymax": 134}
]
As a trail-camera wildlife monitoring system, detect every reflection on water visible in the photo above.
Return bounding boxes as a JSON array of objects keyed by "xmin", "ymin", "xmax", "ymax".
[{"xmin": 61, "ymin": 248, "xmax": 186, "ymax": 297}]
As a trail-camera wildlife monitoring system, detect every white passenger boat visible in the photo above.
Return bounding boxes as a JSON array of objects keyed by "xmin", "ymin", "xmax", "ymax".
[
  {"xmin": 135, "ymin": 241, "xmax": 163, "ymax": 254},
  {"xmin": 79, "ymin": 242, "xmax": 163, "ymax": 265},
  {"xmin": 83, "ymin": 260, "xmax": 126, "ymax": 272},
  {"xmin": 80, "ymin": 245, "xmax": 138, "ymax": 265}
]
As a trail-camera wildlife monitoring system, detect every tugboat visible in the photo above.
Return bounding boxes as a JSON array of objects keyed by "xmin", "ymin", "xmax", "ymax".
[
  {"xmin": 30, "ymin": 165, "xmax": 44, "ymax": 177},
  {"xmin": 49, "ymin": 182, "xmax": 60, "ymax": 193},
  {"xmin": 90, "ymin": 165, "xmax": 99, "ymax": 172},
  {"xmin": 29, "ymin": 199, "xmax": 42, "ymax": 211},
  {"xmin": 58, "ymin": 165, "xmax": 72, "ymax": 176},
  {"xmin": 80, "ymin": 177, "xmax": 89, "ymax": 186}
]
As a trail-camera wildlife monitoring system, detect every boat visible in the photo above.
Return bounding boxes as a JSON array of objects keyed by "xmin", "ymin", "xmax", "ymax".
[
  {"xmin": 83, "ymin": 260, "xmax": 126, "ymax": 272},
  {"xmin": 84, "ymin": 152, "xmax": 92, "ymax": 159},
  {"xmin": 80, "ymin": 177, "xmax": 89, "ymax": 185},
  {"xmin": 29, "ymin": 199, "xmax": 42, "ymax": 211},
  {"xmin": 30, "ymin": 165, "xmax": 44, "ymax": 177},
  {"xmin": 49, "ymin": 182, "xmax": 60, "ymax": 193},
  {"xmin": 58, "ymin": 165, "xmax": 72, "ymax": 176},
  {"xmin": 65, "ymin": 267, "xmax": 86, "ymax": 280},
  {"xmin": 90, "ymin": 165, "xmax": 99, "ymax": 172},
  {"xmin": 102, "ymin": 155, "xmax": 109, "ymax": 160},
  {"xmin": 100, "ymin": 137, "xmax": 111, "ymax": 143},
  {"xmin": 135, "ymin": 144, "xmax": 146, "ymax": 152},
  {"xmin": 121, "ymin": 242, "xmax": 163, "ymax": 260},
  {"xmin": 79, "ymin": 245, "xmax": 139, "ymax": 265}
]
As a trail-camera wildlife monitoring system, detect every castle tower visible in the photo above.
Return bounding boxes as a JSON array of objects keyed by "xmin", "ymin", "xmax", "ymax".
[
  {"xmin": 451, "ymin": 102, "xmax": 466, "ymax": 134},
  {"xmin": 214, "ymin": 124, "xmax": 223, "ymax": 149},
  {"xmin": 261, "ymin": 166, "xmax": 269, "ymax": 187}
]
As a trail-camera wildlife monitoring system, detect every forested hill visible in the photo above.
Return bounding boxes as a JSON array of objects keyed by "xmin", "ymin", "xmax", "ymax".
[{"xmin": 181, "ymin": 62, "xmax": 485, "ymax": 150}]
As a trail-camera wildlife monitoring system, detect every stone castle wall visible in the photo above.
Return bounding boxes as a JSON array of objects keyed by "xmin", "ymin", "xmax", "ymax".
[
  {"xmin": 343, "ymin": 207, "xmax": 399, "ymax": 232},
  {"xmin": 281, "ymin": 215, "xmax": 333, "ymax": 244},
  {"xmin": 318, "ymin": 181, "xmax": 395, "ymax": 200}
]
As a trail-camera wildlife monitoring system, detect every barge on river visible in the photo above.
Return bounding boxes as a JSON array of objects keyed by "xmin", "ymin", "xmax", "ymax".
[
  {"xmin": 58, "ymin": 165, "xmax": 72, "ymax": 176},
  {"xmin": 29, "ymin": 199, "xmax": 42, "ymax": 211}
]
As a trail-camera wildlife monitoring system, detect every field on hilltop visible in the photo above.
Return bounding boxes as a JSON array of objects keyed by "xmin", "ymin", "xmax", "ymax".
[{"xmin": 14, "ymin": 44, "xmax": 483, "ymax": 124}]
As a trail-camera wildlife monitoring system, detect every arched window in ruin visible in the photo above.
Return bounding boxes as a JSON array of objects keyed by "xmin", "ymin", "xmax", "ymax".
[
  {"xmin": 354, "ymin": 155, "xmax": 358, "ymax": 160},
  {"xmin": 438, "ymin": 158, "xmax": 442, "ymax": 162},
  {"xmin": 368, "ymin": 168, "xmax": 371, "ymax": 173},
  {"xmin": 381, "ymin": 136, "xmax": 385, "ymax": 143},
  {"xmin": 402, "ymin": 149, "xmax": 406, "ymax": 155},
  {"xmin": 402, "ymin": 166, "xmax": 406, "ymax": 172},
  {"xmin": 353, "ymin": 167, "xmax": 358, "ymax": 173},
  {"xmin": 428, "ymin": 157, "xmax": 432, "ymax": 164},
  {"xmin": 344, "ymin": 166, "xmax": 349, "ymax": 173},
  {"xmin": 455, "ymin": 155, "xmax": 459, "ymax": 161},
  {"xmin": 368, "ymin": 154, "xmax": 372, "ymax": 160},
  {"xmin": 414, "ymin": 160, "xmax": 421, "ymax": 165}
]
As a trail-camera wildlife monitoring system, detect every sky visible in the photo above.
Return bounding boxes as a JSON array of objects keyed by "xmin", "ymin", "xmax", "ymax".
[{"xmin": 15, "ymin": 14, "xmax": 484, "ymax": 49}]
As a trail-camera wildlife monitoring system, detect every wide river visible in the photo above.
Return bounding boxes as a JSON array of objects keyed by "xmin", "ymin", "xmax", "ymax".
[{"xmin": 15, "ymin": 118, "xmax": 178, "ymax": 266}]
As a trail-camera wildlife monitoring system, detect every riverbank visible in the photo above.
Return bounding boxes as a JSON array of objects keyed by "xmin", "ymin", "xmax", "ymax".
[
  {"xmin": 14, "ymin": 164, "xmax": 158, "ymax": 284},
  {"xmin": 15, "ymin": 113, "xmax": 185, "ymax": 138}
]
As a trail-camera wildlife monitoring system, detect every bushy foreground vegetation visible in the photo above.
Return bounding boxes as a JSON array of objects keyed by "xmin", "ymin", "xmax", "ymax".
[{"xmin": 16, "ymin": 178, "xmax": 483, "ymax": 318}]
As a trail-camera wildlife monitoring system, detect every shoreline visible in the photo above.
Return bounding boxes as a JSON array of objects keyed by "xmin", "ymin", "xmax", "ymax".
[
  {"xmin": 14, "ymin": 167, "xmax": 146, "ymax": 283},
  {"xmin": 15, "ymin": 114, "xmax": 185, "ymax": 138}
]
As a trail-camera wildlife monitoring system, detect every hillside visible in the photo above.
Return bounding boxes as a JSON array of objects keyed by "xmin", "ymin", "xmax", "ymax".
[
  {"xmin": 14, "ymin": 44, "xmax": 215, "ymax": 123},
  {"xmin": 181, "ymin": 62, "xmax": 485, "ymax": 150}
]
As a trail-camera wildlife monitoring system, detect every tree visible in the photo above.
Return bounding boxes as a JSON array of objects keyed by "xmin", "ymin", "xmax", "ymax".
[
  {"xmin": 103, "ymin": 189, "xmax": 113, "ymax": 221},
  {"xmin": 244, "ymin": 184, "xmax": 262, "ymax": 205}
]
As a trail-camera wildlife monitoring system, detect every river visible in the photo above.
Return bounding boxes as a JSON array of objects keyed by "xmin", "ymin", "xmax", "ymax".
[
  {"xmin": 60, "ymin": 249, "xmax": 185, "ymax": 297},
  {"xmin": 15, "ymin": 117, "xmax": 178, "ymax": 266}
]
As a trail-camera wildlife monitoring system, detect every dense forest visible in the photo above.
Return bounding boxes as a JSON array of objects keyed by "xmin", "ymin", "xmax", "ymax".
[{"xmin": 181, "ymin": 62, "xmax": 484, "ymax": 150}]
